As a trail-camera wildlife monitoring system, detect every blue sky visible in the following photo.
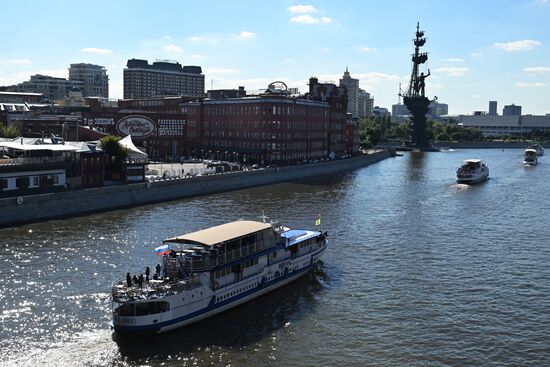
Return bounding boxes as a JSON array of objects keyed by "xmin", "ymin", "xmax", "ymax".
[{"xmin": 2, "ymin": 0, "xmax": 550, "ymax": 115}]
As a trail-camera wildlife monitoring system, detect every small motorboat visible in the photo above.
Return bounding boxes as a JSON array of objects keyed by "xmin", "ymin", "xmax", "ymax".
[
  {"xmin": 456, "ymin": 159, "xmax": 489, "ymax": 184},
  {"xmin": 527, "ymin": 143, "xmax": 544, "ymax": 156},
  {"xmin": 523, "ymin": 148, "xmax": 538, "ymax": 166}
]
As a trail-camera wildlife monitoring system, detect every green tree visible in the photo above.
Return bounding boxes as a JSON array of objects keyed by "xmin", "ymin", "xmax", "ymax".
[
  {"xmin": 100, "ymin": 135, "xmax": 128, "ymax": 176},
  {"xmin": 0, "ymin": 123, "xmax": 21, "ymax": 138}
]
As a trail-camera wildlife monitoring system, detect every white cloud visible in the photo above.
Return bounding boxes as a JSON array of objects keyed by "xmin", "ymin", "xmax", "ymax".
[
  {"xmin": 433, "ymin": 67, "xmax": 470, "ymax": 77},
  {"xmin": 187, "ymin": 35, "xmax": 219, "ymax": 44},
  {"xmin": 287, "ymin": 4, "xmax": 317, "ymax": 13},
  {"xmin": 440, "ymin": 58, "xmax": 464, "ymax": 63},
  {"xmin": 523, "ymin": 66, "xmax": 550, "ymax": 74},
  {"xmin": 317, "ymin": 47, "xmax": 331, "ymax": 53},
  {"xmin": 472, "ymin": 94, "xmax": 483, "ymax": 98},
  {"xmin": 515, "ymin": 82, "xmax": 545, "ymax": 88},
  {"xmin": 81, "ymin": 47, "xmax": 112, "ymax": 55},
  {"xmin": 354, "ymin": 46, "xmax": 376, "ymax": 52},
  {"xmin": 8, "ymin": 58, "xmax": 32, "ymax": 65},
  {"xmin": 162, "ymin": 44, "xmax": 182, "ymax": 53},
  {"xmin": 493, "ymin": 39, "xmax": 541, "ymax": 51},
  {"xmin": 290, "ymin": 14, "xmax": 319, "ymax": 24},
  {"xmin": 290, "ymin": 14, "xmax": 332, "ymax": 24},
  {"xmin": 470, "ymin": 52, "xmax": 483, "ymax": 57},
  {"xmin": 204, "ymin": 67, "xmax": 241, "ymax": 75},
  {"xmin": 189, "ymin": 54, "xmax": 205, "ymax": 60},
  {"xmin": 233, "ymin": 31, "xmax": 256, "ymax": 41}
]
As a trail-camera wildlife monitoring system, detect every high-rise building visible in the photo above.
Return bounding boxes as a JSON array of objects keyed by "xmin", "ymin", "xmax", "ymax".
[
  {"xmin": 489, "ymin": 101, "xmax": 497, "ymax": 116},
  {"xmin": 357, "ymin": 89, "xmax": 374, "ymax": 118},
  {"xmin": 503, "ymin": 104, "xmax": 522, "ymax": 116},
  {"xmin": 9, "ymin": 74, "xmax": 82, "ymax": 101},
  {"xmin": 69, "ymin": 63, "xmax": 109, "ymax": 98},
  {"xmin": 339, "ymin": 67, "xmax": 359, "ymax": 118},
  {"xmin": 339, "ymin": 67, "xmax": 373, "ymax": 118},
  {"xmin": 123, "ymin": 59, "xmax": 205, "ymax": 99}
]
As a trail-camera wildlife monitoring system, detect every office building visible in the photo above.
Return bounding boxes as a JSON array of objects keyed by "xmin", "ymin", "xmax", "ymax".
[
  {"xmin": 459, "ymin": 114, "xmax": 550, "ymax": 137},
  {"xmin": 123, "ymin": 59, "xmax": 205, "ymax": 99},
  {"xmin": 392, "ymin": 103, "xmax": 410, "ymax": 117},
  {"xmin": 9, "ymin": 75, "xmax": 82, "ymax": 101},
  {"xmin": 489, "ymin": 101, "xmax": 497, "ymax": 116},
  {"xmin": 503, "ymin": 104, "xmax": 522, "ymax": 116},
  {"xmin": 428, "ymin": 101, "xmax": 448, "ymax": 117},
  {"xmin": 69, "ymin": 63, "xmax": 109, "ymax": 98}
]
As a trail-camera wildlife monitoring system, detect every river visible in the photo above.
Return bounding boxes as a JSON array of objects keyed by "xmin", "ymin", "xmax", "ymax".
[{"xmin": 1, "ymin": 149, "xmax": 549, "ymax": 366}]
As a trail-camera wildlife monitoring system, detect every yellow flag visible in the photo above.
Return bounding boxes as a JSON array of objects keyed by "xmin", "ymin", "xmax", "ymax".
[{"xmin": 315, "ymin": 217, "xmax": 321, "ymax": 226}]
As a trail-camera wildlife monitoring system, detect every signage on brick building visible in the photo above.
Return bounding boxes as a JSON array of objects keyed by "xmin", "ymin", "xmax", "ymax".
[{"xmin": 116, "ymin": 115, "xmax": 156, "ymax": 138}]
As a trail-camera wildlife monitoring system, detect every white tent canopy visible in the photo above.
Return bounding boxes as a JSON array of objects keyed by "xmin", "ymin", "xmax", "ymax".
[{"xmin": 118, "ymin": 135, "xmax": 148, "ymax": 158}]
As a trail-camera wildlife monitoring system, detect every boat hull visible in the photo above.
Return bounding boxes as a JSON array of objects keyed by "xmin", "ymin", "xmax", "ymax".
[{"xmin": 456, "ymin": 174, "xmax": 489, "ymax": 184}]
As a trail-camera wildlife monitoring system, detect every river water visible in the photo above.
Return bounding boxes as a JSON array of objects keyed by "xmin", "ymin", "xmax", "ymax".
[{"xmin": 1, "ymin": 149, "xmax": 549, "ymax": 366}]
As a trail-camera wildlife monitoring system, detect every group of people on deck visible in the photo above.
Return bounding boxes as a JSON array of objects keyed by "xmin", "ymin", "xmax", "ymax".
[{"xmin": 126, "ymin": 264, "xmax": 163, "ymax": 288}]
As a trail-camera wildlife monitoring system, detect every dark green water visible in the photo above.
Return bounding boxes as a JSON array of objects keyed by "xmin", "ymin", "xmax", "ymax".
[{"xmin": 1, "ymin": 149, "xmax": 549, "ymax": 366}]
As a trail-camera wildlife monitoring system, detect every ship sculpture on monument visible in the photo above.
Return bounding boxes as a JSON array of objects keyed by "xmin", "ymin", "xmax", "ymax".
[{"xmin": 401, "ymin": 22, "xmax": 437, "ymax": 151}]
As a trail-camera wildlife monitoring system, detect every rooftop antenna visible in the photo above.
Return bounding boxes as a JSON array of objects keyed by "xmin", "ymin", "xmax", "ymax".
[{"xmin": 211, "ymin": 79, "xmax": 214, "ymax": 90}]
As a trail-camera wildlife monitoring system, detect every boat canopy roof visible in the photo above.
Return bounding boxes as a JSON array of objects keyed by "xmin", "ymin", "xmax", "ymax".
[
  {"xmin": 525, "ymin": 148, "xmax": 537, "ymax": 153},
  {"xmin": 464, "ymin": 159, "xmax": 482, "ymax": 164},
  {"xmin": 280, "ymin": 229, "xmax": 320, "ymax": 247},
  {"xmin": 163, "ymin": 220, "xmax": 272, "ymax": 246}
]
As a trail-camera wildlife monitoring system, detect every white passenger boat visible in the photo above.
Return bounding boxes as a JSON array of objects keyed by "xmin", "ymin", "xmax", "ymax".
[
  {"xmin": 523, "ymin": 148, "xmax": 538, "ymax": 166},
  {"xmin": 527, "ymin": 143, "xmax": 544, "ymax": 156},
  {"xmin": 456, "ymin": 159, "xmax": 489, "ymax": 184},
  {"xmin": 111, "ymin": 219, "xmax": 327, "ymax": 334}
]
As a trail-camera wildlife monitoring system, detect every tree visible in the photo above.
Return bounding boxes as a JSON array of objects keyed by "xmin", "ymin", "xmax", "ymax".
[
  {"xmin": 100, "ymin": 135, "xmax": 128, "ymax": 177},
  {"xmin": 0, "ymin": 123, "xmax": 21, "ymax": 138}
]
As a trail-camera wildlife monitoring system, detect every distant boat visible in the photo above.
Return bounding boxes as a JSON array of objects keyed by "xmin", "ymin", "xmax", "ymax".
[
  {"xmin": 523, "ymin": 149, "xmax": 538, "ymax": 166},
  {"xmin": 456, "ymin": 159, "xmax": 489, "ymax": 184},
  {"xmin": 527, "ymin": 143, "xmax": 544, "ymax": 156}
]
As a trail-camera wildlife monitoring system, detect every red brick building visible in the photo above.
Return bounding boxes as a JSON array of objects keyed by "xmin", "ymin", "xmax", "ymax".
[{"xmin": 7, "ymin": 80, "xmax": 359, "ymax": 164}]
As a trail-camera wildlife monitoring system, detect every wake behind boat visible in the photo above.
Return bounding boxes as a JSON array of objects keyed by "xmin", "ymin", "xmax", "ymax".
[
  {"xmin": 456, "ymin": 159, "xmax": 489, "ymax": 184},
  {"xmin": 523, "ymin": 148, "xmax": 538, "ymax": 166},
  {"xmin": 111, "ymin": 219, "xmax": 327, "ymax": 334}
]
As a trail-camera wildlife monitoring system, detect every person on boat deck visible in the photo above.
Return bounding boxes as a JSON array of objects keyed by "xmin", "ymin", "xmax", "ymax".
[
  {"xmin": 126, "ymin": 272, "xmax": 132, "ymax": 287},
  {"xmin": 138, "ymin": 274, "xmax": 144, "ymax": 288},
  {"xmin": 155, "ymin": 263, "xmax": 161, "ymax": 277},
  {"xmin": 132, "ymin": 274, "xmax": 138, "ymax": 286},
  {"xmin": 145, "ymin": 266, "xmax": 150, "ymax": 282}
]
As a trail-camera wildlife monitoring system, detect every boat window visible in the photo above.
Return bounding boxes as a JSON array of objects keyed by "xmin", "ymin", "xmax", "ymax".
[
  {"xmin": 134, "ymin": 301, "xmax": 170, "ymax": 316},
  {"xmin": 117, "ymin": 303, "xmax": 135, "ymax": 316}
]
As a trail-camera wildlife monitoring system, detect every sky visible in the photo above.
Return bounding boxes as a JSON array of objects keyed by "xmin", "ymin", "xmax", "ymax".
[{"xmin": 1, "ymin": 0, "xmax": 550, "ymax": 115}]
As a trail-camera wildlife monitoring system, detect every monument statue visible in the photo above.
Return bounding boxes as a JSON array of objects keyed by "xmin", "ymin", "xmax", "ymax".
[{"xmin": 401, "ymin": 22, "xmax": 435, "ymax": 150}]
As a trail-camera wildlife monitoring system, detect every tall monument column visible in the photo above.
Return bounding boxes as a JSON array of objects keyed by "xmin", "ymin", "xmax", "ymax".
[{"xmin": 401, "ymin": 23, "xmax": 433, "ymax": 150}]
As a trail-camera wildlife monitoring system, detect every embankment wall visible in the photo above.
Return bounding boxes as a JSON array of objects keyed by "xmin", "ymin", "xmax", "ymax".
[{"xmin": 0, "ymin": 150, "xmax": 393, "ymax": 227}]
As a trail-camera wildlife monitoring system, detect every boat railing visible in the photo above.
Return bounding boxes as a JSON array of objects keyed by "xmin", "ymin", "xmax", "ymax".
[
  {"xmin": 214, "ymin": 265, "xmax": 266, "ymax": 290},
  {"xmin": 111, "ymin": 277, "xmax": 202, "ymax": 302},
  {"xmin": 215, "ymin": 242, "xmax": 270, "ymax": 266}
]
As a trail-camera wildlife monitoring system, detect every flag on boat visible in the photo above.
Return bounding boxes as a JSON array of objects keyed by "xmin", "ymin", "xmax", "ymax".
[
  {"xmin": 155, "ymin": 244, "xmax": 170, "ymax": 255},
  {"xmin": 315, "ymin": 215, "xmax": 321, "ymax": 226}
]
